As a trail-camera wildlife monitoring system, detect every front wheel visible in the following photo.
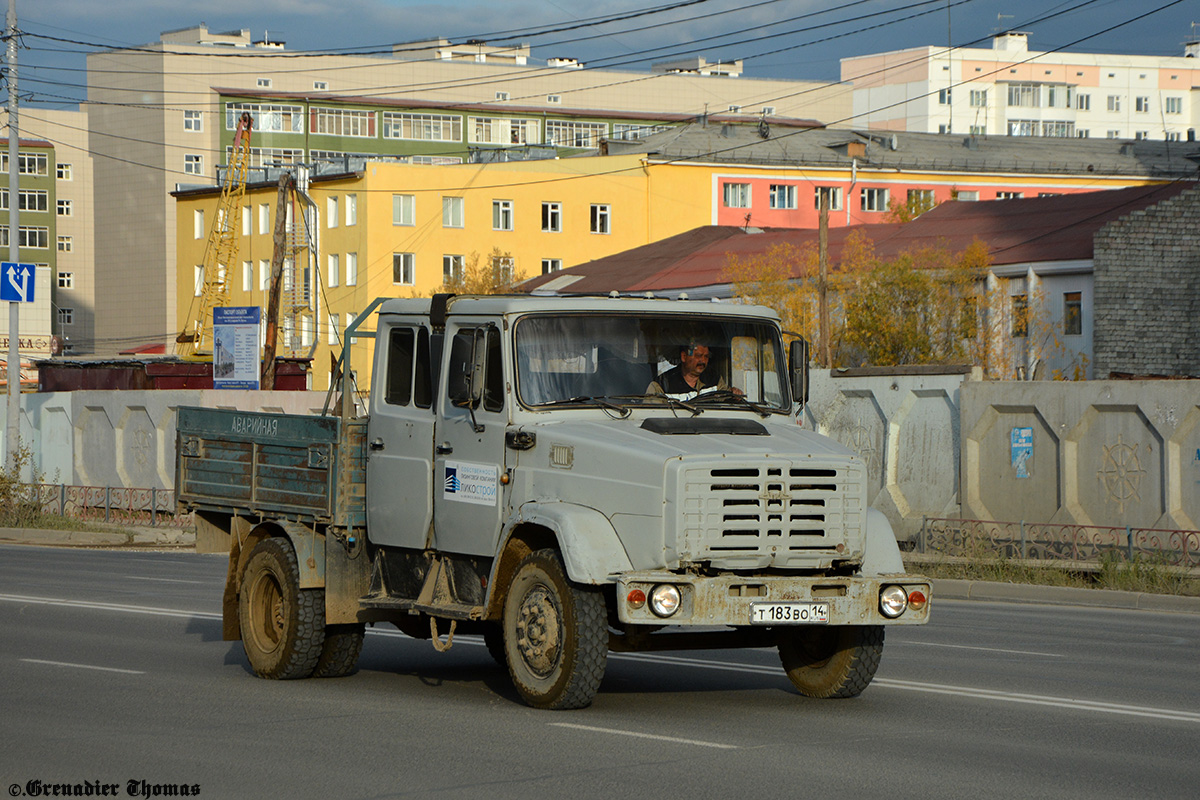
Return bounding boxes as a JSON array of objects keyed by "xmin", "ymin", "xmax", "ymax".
[
  {"xmin": 503, "ymin": 549, "xmax": 608, "ymax": 709},
  {"xmin": 778, "ymin": 625, "xmax": 884, "ymax": 699},
  {"xmin": 238, "ymin": 538, "xmax": 326, "ymax": 679}
]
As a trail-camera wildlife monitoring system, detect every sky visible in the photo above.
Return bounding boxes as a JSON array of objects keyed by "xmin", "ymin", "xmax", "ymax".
[{"xmin": 16, "ymin": 0, "xmax": 1200, "ymax": 109}]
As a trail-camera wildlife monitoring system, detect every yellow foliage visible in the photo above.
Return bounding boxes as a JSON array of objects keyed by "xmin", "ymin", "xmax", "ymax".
[{"xmin": 439, "ymin": 247, "xmax": 526, "ymax": 295}]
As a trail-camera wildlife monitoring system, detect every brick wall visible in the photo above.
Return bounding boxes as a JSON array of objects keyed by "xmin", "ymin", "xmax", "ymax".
[{"xmin": 1093, "ymin": 186, "xmax": 1200, "ymax": 377}]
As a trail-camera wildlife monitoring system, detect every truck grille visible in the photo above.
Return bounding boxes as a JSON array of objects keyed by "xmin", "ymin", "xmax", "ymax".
[{"xmin": 678, "ymin": 461, "xmax": 866, "ymax": 569}]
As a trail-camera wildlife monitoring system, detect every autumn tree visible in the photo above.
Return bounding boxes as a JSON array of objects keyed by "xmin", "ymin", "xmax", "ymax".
[
  {"xmin": 885, "ymin": 191, "xmax": 939, "ymax": 223},
  {"xmin": 439, "ymin": 247, "xmax": 525, "ymax": 294},
  {"xmin": 724, "ymin": 242, "xmax": 819, "ymax": 339}
]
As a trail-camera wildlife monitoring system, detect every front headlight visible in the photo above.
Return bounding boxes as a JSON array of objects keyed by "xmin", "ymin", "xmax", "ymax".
[
  {"xmin": 649, "ymin": 584, "xmax": 681, "ymax": 618},
  {"xmin": 879, "ymin": 585, "xmax": 908, "ymax": 618}
]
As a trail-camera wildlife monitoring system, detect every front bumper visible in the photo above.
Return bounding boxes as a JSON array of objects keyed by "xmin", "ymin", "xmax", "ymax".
[{"xmin": 615, "ymin": 572, "xmax": 931, "ymax": 627}]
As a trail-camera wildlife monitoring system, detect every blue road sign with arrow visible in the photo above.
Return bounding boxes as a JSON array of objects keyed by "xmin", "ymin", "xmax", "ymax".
[{"xmin": 1, "ymin": 262, "xmax": 36, "ymax": 303}]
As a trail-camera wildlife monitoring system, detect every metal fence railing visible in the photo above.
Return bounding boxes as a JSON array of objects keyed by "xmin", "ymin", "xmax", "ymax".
[
  {"xmin": 9, "ymin": 483, "xmax": 193, "ymax": 529},
  {"xmin": 918, "ymin": 516, "xmax": 1200, "ymax": 569}
]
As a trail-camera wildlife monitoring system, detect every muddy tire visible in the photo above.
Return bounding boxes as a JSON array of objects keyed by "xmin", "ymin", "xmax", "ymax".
[
  {"xmin": 238, "ymin": 538, "xmax": 326, "ymax": 679},
  {"xmin": 778, "ymin": 625, "xmax": 884, "ymax": 699},
  {"xmin": 312, "ymin": 623, "xmax": 365, "ymax": 678},
  {"xmin": 503, "ymin": 549, "xmax": 607, "ymax": 709}
]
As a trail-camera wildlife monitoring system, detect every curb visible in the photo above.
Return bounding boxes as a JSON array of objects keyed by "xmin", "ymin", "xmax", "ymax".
[
  {"xmin": 0, "ymin": 526, "xmax": 196, "ymax": 548},
  {"xmin": 932, "ymin": 578, "xmax": 1200, "ymax": 614}
]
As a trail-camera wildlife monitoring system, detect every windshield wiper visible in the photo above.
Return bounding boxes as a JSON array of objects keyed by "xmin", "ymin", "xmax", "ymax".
[
  {"xmin": 534, "ymin": 395, "xmax": 632, "ymax": 418},
  {"xmin": 689, "ymin": 389, "xmax": 773, "ymax": 418}
]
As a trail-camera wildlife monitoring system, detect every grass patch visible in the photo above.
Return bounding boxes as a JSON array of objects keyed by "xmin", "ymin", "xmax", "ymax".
[
  {"xmin": 908, "ymin": 552, "xmax": 1200, "ymax": 597},
  {"xmin": 1, "ymin": 445, "xmax": 132, "ymax": 534}
]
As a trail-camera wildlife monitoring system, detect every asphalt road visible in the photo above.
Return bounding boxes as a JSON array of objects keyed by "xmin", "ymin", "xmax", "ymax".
[{"xmin": 1, "ymin": 544, "xmax": 1198, "ymax": 800}]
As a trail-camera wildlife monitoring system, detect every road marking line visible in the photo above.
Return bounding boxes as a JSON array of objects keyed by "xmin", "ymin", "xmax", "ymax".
[
  {"xmin": 0, "ymin": 593, "xmax": 221, "ymax": 620},
  {"xmin": 549, "ymin": 722, "xmax": 738, "ymax": 749},
  {"xmin": 122, "ymin": 576, "xmax": 207, "ymax": 584},
  {"xmin": 900, "ymin": 641, "xmax": 1064, "ymax": 657},
  {"xmin": 22, "ymin": 658, "xmax": 144, "ymax": 675},
  {"xmin": 6, "ymin": 594, "xmax": 1196, "ymax": 723}
]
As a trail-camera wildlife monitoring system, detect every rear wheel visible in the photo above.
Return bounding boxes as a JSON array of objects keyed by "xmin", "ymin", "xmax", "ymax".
[
  {"xmin": 312, "ymin": 623, "xmax": 365, "ymax": 678},
  {"xmin": 238, "ymin": 538, "xmax": 326, "ymax": 679},
  {"xmin": 503, "ymin": 549, "xmax": 607, "ymax": 709},
  {"xmin": 778, "ymin": 625, "xmax": 884, "ymax": 699}
]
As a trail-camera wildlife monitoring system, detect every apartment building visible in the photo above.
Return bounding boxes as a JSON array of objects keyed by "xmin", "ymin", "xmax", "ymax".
[
  {"xmin": 0, "ymin": 138, "xmax": 57, "ymax": 374},
  {"xmin": 842, "ymin": 32, "xmax": 1200, "ymax": 141},
  {"xmin": 83, "ymin": 24, "xmax": 849, "ymax": 355}
]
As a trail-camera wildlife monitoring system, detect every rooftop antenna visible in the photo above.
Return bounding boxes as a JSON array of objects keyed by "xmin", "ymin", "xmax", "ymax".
[{"xmin": 995, "ymin": 13, "xmax": 1014, "ymax": 34}]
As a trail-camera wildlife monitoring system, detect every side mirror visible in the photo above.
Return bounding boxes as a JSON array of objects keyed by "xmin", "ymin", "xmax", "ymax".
[{"xmin": 789, "ymin": 338, "xmax": 810, "ymax": 406}]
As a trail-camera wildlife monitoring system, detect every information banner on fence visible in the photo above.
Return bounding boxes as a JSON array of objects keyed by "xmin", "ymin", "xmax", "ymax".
[{"xmin": 213, "ymin": 307, "xmax": 261, "ymax": 390}]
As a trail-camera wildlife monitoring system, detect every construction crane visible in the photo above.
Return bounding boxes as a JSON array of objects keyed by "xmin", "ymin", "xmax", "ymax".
[{"xmin": 175, "ymin": 111, "xmax": 254, "ymax": 357}]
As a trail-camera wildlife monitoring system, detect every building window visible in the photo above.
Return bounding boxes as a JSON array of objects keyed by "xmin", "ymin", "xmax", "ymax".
[
  {"xmin": 183, "ymin": 110, "xmax": 202, "ymax": 132},
  {"xmin": 492, "ymin": 254, "xmax": 514, "ymax": 284},
  {"xmin": 969, "ymin": 125, "xmax": 987, "ymax": 135},
  {"xmin": 393, "ymin": 194, "xmax": 415, "ymax": 226},
  {"xmin": 1063, "ymin": 292, "xmax": 1082, "ymax": 336},
  {"xmin": 393, "ymin": 253, "xmax": 415, "ymax": 285},
  {"xmin": 0, "ymin": 226, "xmax": 48, "ymax": 248},
  {"xmin": 723, "ymin": 182, "xmax": 751, "ymax": 208},
  {"xmin": 1, "ymin": 153, "xmax": 49, "ymax": 175},
  {"xmin": 259, "ymin": 260, "xmax": 270, "ymax": 291},
  {"xmin": 328, "ymin": 313, "xmax": 339, "ymax": 345},
  {"xmin": 57, "ymin": 271, "xmax": 73, "ymax": 289},
  {"xmin": 1106, "ymin": 130, "xmax": 1121, "ymax": 139},
  {"xmin": 1164, "ymin": 97, "xmax": 1183, "ymax": 115},
  {"xmin": 381, "ymin": 112, "xmax": 462, "ymax": 142},
  {"xmin": 346, "ymin": 252, "xmax": 357, "ymax": 286},
  {"xmin": 728, "ymin": 105, "xmax": 742, "ymax": 113},
  {"xmin": 493, "ymin": 199, "xmax": 514, "ymax": 231},
  {"xmin": 769, "ymin": 184, "xmax": 797, "ymax": 210},
  {"xmin": 548, "ymin": 95, "xmax": 561, "ymax": 104},
  {"xmin": 908, "ymin": 189, "xmax": 935, "ymax": 207},
  {"xmin": 762, "ymin": 106, "xmax": 776, "ymax": 116},
  {"xmin": 1076, "ymin": 93, "xmax": 1091, "ymax": 111},
  {"xmin": 442, "ymin": 196, "xmax": 464, "ymax": 228},
  {"xmin": 938, "ymin": 124, "xmax": 951, "ymax": 135},
  {"xmin": 1011, "ymin": 294, "xmax": 1028, "ymax": 337},
  {"xmin": 955, "ymin": 190, "xmax": 980, "ymax": 201},
  {"xmin": 443, "ymin": 254, "xmax": 464, "ymax": 284},
  {"xmin": 470, "ymin": 117, "xmax": 540, "ymax": 146},
  {"xmin": 1077, "ymin": 130, "xmax": 1090, "ymax": 138},
  {"xmin": 1008, "ymin": 120, "xmax": 1038, "ymax": 136},
  {"xmin": 345, "ymin": 194, "xmax": 357, "ymax": 226},
  {"xmin": 1135, "ymin": 131, "xmax": 1151, "ymax": 141},
  {"xmin": 541, "ymin": 201, "xmax": 562, "ymax": 232},
  {"xmin": 1135, "ymin": 96, "xmax": 1150, "ymax": 113},
  {"xmin": 1006, "ymin": 84, "xmax": 1040, "ymax": 107},
  {"xmin": 1, "ymin": 189, "xmax": 49, "ymax": 211},
  {"xmin": 590, "ymin": 204, "xmax": 610, "ymax": 234},
  {"xmin": 311, "ymin": 107, "xmax": 375, "ymax": 138},
  {"xmin": 1041, "ymin": 121, "xmax": 1075, "ymax": 138},
  {"xmin": 937, "ymin": 88, "xmax": 952, "ymax": 105},
  {"xmin": 1045, "ymin": 86, "xmax": 1072, "ymax": 109},
  {"xmin": 860, "ymin": 187, "xmax": 889, "ymax": 212},
  {"xmin": 257, "ymin": 78, "xmax": 272, "ymax": 88},
  {"xmin": 184, "ymin": 154, "xmax": 203, "ymax": 175},
  {"xmin": 814, "ymin": 186, "xmax": 842, "ymax": 211},
  {"xmin": 1166, "ymin": 132, "xmax": 1181, "ymax": 142},
  {"xmin": 611, "ymin": 123, "xmax": 672, "ymax": 141},
  {"xmin": 327, "ymin": 196, "xmax": 339, "ymax": 228},
  {"xmin": 240, "ymin": 261, "xmax": 251, "ymax": 292},
  {"xmin": 56, "ymin": 163, "xmax": 72, "ymax": 180},
  {"xmin": 57, "ymin": 307, "xmax": 73, "ymax": 326},
  {"xmin": 314, "ymin": 81, "xmax": 329, "ymax": 91},
  {"xmin": 258, "ymin": 204, "xmax": 270, "ymax": 234},
  {"xmin": 541, "ymin": 258, "xmax": 562, "ymax": 275},
  {"xmin": 328, "ymin": 253, "xmax": 339, "ymax": 288},
  {"xmin": 57, "ymin": 235, "xmax": 72, "ymax": 252},
  {"xmin": 226, "ymin": 102, "xmax": 304, "ymax": 133},
  {"xmin": 496, "ymin": 91, "xmax": 510, "ymax": 101},
  {"xmin": 194, "ymin": 209, "xmax": 205, "ymax": 239},
  {"xmin": 194, "ymin": 265, "xmax": 203, "ymax": 297},
  {"xmin": 1107, "ymin": 95, "xmax": 1121, "ymax": 112},
  {"xmin": 240, "ymin": 206, "xmax": 250, "ymax": 236},
  {"xmin": 996, "ymin": 191, "xmax": 1024, "ymax": 199},
  {"xmin": 969, "ymin": 90, "xmax": 987, "ymax": 107},
  {"xmin": 545, "ymin": 119, "xmax": 607, "ymax": 148}
]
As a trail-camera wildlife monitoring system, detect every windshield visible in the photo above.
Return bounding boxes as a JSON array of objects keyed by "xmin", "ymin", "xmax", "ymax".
[{"xmin": 515, "ymin": 313, "xmax": 790, "ymax": 411}]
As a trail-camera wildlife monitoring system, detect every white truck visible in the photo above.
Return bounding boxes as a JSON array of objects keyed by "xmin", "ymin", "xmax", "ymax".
[{"xmin": 176, "ymin": 294, "xmax": 930, "ymax": 709}]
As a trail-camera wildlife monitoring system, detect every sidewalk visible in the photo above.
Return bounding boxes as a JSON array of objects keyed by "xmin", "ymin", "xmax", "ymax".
[{"xmin": 3, "ymin": 526, "xmax": 1198, "ymax": 614}]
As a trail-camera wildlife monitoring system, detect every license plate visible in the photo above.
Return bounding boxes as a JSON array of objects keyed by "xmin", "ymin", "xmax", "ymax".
[{"xmin": 750, "ymin": 602, "xmax": 829, "ymax": 624}]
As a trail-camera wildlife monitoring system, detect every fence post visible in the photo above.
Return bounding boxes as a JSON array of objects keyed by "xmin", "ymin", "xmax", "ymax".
[
  {"xmin": 151, "ymin": 487, "xmax": 157, "ymax": 527},
  {"xmin": 1020, "ymin": 520, "xmax": 1026, "ymax": 560},
  {"xmin": 59, "ymin": 484, "xmax": 65, "ymax": 517},
  {"xmin": 105, "ymin": 486, "xmax": 111, "ymax": 524},
  {"xmin": 1126, "ymin": 525, "xmax": 1133, "ymax": 561}
]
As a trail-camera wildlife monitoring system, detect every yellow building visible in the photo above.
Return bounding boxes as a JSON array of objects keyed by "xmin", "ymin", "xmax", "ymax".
[{"xmin": 174, "ymin": 154, "xmax": 695, "ymax": 391}]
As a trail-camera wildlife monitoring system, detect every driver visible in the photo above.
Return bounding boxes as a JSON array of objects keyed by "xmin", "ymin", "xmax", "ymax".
[{"xmin": 647, "ymin": 341, "xmax": 740, "ymax": 397}]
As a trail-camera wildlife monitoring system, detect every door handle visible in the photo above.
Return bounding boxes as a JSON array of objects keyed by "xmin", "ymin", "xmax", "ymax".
[
  {"xmin": 435, "ymin": 442, "xmax": 454, "ymax": 455},
  {"xmin": 369, "ymin": 438, "xmax": 385, "ymax": 451}
]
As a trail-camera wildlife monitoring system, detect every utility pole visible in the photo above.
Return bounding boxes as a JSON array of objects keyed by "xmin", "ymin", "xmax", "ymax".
[
  {"xmin": 5, "ymin": 0, "xmax": 19, "ymax": 472},
  {"xmin": 817, "ymin": 192, "xmax": 831, "ymax": 368}
]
